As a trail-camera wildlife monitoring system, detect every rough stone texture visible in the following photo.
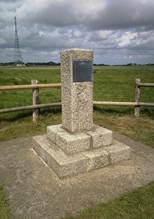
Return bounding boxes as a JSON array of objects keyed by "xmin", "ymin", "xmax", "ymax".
[
  {"xmin": 71, "ymin": 82, "xmax": 93, "ymax": 132},
  {"xmin": 106, "ymin": 141, "xmax": 131, "ymax": 164},
  {"xmin": 33, "ymin": 135, "xmax": 89, "ymax": 178},
  {"xmin": 61, "ymin": 49, "xmax": 93, "ymax": 133},
  {"xmin": 88, "ymin": 125, "xmax": 113, "ymax": 148},
  {"xmin": 47, "ymin": 124, "xmax": 113, "ymax": 151},
  {"xmin": 1, "ymin": 134, "xmax": 154, "ymax": 219},
  {"xmin": 56, "ymin": 129, "xmax": 91, "ymax": 155},
  {"xmin": 47, "ymin": 124, "xmax": 91, "ymax": 154},
  {"xmin": 33, "ymin": 134, "xmax": 131, "ymax": 178},
  {"xmin": 47, "ymin": 124, "xmax": 63, "ymax": 144},
  {"xmin": 32, "ymin": 48, "xmax": 130, "ymax": 179},
  {"xmin": 83, "ymin": 148, "xmax": 109, "ymax": 171}
]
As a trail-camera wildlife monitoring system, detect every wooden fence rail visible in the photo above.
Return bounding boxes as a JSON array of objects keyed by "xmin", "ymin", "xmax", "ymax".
[
  {"xmin": 0, "ymin": 83, "xmax": 61, "ymax": 91},
  {"xmin": 0, "ymin": 82, "xmax": 61, "ymax": 122},
  {"xmin": 94, "ymin": 101, "xmax": 154, "ymax": 107},
  {"xmin": 0, "ymin": 103, "xmax": 61, "ymax": 113},
  {"xmin": 0, "ymin": 79, "xmax": 153, "ymax": 121},
  {"xmin": 138, "ymin": 83, "xmax": 154, "ymax": 87}
]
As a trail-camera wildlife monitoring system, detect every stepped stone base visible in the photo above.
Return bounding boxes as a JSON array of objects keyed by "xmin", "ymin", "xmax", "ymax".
[
  {"xmin": 47, "ymin": 124, "xmax": 113, "ymax": 155},
  {"xmin": 33, "ymin": 125, "xmax": 131, "ymax": 179},
  {"xmin": 47, "ymin": 125, "xmax": 91, "ymax": 155}
]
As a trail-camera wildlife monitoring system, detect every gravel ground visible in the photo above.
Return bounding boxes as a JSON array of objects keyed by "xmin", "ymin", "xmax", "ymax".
[{"xmin": 0, "ymin": 133, "xmax": 154, "ymax": 219}]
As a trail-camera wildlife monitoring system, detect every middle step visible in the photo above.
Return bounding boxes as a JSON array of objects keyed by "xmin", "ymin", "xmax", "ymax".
[{"xmin": 47, "ymin": 124, "xmax": 113, "ymax": 155}]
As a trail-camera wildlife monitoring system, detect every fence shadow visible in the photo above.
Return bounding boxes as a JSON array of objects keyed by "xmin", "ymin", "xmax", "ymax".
[
  {"xmin": 0, "ymin": 105, "xmax": 153, "ymax": 123},
  {"xmin": 94, "ymin": 105, "xmax": 154, "ymax": 119},
  {"xmin": 94, "ymin": 105, "xmax": 133, "ymax": 115},
  {"xmin": 0, "ymin": 106, "xmax": 61, "ymax": 122}
]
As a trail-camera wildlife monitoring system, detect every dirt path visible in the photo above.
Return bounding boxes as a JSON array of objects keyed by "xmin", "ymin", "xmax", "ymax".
[{"xmin": 0, "ymin": 133, "xmax": 154, "ymax": 219}]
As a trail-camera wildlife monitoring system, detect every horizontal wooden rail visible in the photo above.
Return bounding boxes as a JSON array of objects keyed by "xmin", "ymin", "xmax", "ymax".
[
  {"xmin": 0, "ymin": 102, "xmax": 61, "ymax": 113},
  {"xmin": 1, "ymin": 101, "xmax": 154, "ymax": 114},
  {"xmin": 94, "ymin": 101, "xmax": 154, "ymax": 107},
  {"xmin": 1, "ymin": 82, "xmax": 153, "ymax": 91},
  {"xmin": 93, "ymin": 101, "xmax": 136, "ymax": 106},
  {"xmin": 139, "ymin": 102, "xmax": 154, "ymax": 107},
  {"xmin": 0, "ymin": 83, "xmax": 61, "ymax": 91},
  {"xmin": 0, "ymin": 79, "xmax": 153, "ymax": 120},
  {"xmin": 138, "ymin": 83, "xmax": 154, "ymax": 87}
]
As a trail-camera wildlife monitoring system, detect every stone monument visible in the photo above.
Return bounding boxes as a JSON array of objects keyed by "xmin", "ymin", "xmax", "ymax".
[{"xmin": 33, "ymin": 49, "xmax": 131, "ymax": 178}]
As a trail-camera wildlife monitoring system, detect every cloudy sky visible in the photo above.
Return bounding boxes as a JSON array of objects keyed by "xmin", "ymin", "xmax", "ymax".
[{"xmin": 0, "ymin": 0, "xmax": 154, "ymax": 64}]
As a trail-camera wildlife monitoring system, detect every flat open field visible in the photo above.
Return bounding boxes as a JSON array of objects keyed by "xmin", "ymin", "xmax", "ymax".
[
  {"xmin": 0, "ymin": 66, "xmax": 154, "ymax": 146},
  {"xmin": 0, "ymin": 66, "xmax": 154, "ymax": 110},
  {"xmin": 0, "ymin": 66, "xmax": 154, "ymax": 219}
]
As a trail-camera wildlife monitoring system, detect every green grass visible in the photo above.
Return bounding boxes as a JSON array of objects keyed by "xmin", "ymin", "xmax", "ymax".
[
  {"xmin": 93, "ymin": 66, "xmax": 154, "ymax": 103},
  {"xmin": 63, "ymin": 181, "xmax": 154, "ymax": 219},
  {"xmin": 0, "ymin": 66, "xmax": 154, "ymax": 146},
  {"xmin": 0, "ymin": 187, "xmax": 12, "ymax": 219},
  {"xmin": 0, "ymin": 111, "xmax": 154, "ymax": 148},
  {"xmin": 0, "ymin": 181, "xmax": 154, "ymax": 219},
  {"xmin": 0, "ymin": 66, "xmax": 154, "ymax": 219},
  {"xmin": 0, "ymin": 66, "xmax": 154, "ymax": 120},
  {"xmin": 0, "ymin": 67, "xmax": 61, "ymax": 114}
]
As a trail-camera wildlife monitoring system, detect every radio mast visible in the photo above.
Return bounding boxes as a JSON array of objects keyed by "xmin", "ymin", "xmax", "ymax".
[{"xmin": 14, "ymin": 16, "xmax": 23, "ymax": 65}]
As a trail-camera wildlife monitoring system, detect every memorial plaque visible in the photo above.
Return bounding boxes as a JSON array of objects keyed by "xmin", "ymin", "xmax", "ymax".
[{"xmin": 73, "ymin": 60, "xmax": 92, "ymax": 82}]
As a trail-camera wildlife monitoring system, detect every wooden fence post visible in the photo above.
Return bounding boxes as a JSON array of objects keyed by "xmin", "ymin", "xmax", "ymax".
[
  {"xmin": 134, "ymin": 78, "xmax": 141, "ymax": 117},
  {"xmin": 31, "ymin": 80, "xmax": 40, "ymax": 122}
]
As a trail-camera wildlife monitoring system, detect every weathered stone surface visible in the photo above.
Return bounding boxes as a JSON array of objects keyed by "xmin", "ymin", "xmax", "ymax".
[
  {"xmin": 106, "ymin": 141, "xmax": 131, "ymax": 164},
  {"xmin": 33, "ymin": 134, "xmax": 131, "ymax": 178},
  {"xmin": 56, "ymin": 128, "xmax": 91, "ymax": 154},
  {"xmin": 88, "ymin": 126, "xmax": 113, "ymax": 148},
  {"xmin": 71, "ymin": 82, "xmax": 93, "ymax": 132},
  {"xmin": 32, "ymin": 48, "xmax": 131, "ymax": 179},
  {"xmin": 47, "ymin": 124, "xmax": 63, "ymax": 144},
  {"xmin": 61, "ymin": 49, "xmax": 93, "ymax": 133},
  {"xmin": 1, "ymin": 135, "xmax": 154, "ymax": 219},
  {"xmin": 47, "ymin": 124, "xmax": 91, "ymax": 154},
  {"xmin": 83, "ymin": 148, "xmax": 109, "ymax": 171},
  {"xmin": 33, "ymin": 135, "xmax": 89, "ymax": 178}
]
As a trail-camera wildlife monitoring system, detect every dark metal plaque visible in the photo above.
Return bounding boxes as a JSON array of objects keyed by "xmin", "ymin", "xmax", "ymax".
[{"xmin": 73, "ymin": 60, "xmax": 92, "ymax": 82}]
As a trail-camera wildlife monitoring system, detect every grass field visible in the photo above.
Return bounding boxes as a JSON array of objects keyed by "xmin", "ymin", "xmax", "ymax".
[
  {"xmin": 0, "ymin": 66, "xmax": 154, "ymax": 113},
  {"xmin": 0, "ymin": 187, "xmax": 12, "ymax": 219},
  {"xmin": 0, "ymin": 66, "xmax": 154, "ymax": 145},
  {"xmin": 64, "ymin": 181, "xmax": 154, "ymax": 219},
  {"xmin": 0, "ymin": 66, "xmax": 154, "ymax": 219}
]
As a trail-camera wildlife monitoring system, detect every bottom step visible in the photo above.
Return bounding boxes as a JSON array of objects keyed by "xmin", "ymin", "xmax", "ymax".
[{"xmin": 32, "ymin": 135, "xmax": 131, "ymax": 179}]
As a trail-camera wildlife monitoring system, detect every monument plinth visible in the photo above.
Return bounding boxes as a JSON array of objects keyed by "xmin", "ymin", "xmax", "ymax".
[
  {"xmin": 33, "ymin": 49, "xmax": 131, "ymax": 179},
  {"xmin": 61, "ymin": 49, "xmax": 93, "ymax": 133}
]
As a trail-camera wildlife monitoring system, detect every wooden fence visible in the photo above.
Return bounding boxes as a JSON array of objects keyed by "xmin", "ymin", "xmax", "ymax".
[
  {"xmin": 0, "ymin": 78, "xmax": 153, "ymax": 122},
  {"xmin": 94, "ymin": 78, "xmax": 154, "ymax": 117},
  {"xmin": 0, "ymin": 81, "xmax": 61, "ymax": 122}
]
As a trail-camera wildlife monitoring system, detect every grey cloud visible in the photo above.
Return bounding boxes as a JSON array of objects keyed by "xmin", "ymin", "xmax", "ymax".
[
  {"xmin": 0, "ymin": 0, "xmax": 154, "ymax": 64},
  {"xmin": 18, "ymin": 1, "xmax": 78, "ymax": 27},
  {"xmin": 85, "ymin": 0, "xmax": 154, "ymax": 30},
  {"xmin": 17, "ymin": 0, "xmax": 154, "ymax": 30},
  {"xmin": 0, "ymin": 0, "xmax": 20, "ymax": 2}
]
